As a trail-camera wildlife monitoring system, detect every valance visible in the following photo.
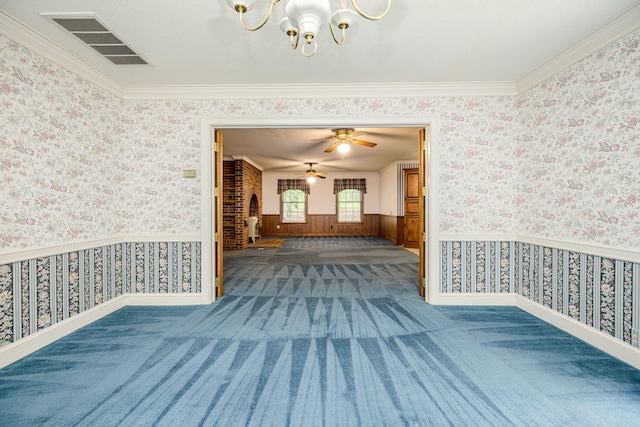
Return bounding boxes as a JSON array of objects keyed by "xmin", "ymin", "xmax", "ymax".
[
  {"xmin": 333, "ymin": 178, "xmax": 367, "ymax": 194},
  {"xmin": 277, "ymin": 179, "xmax": 310, "ymax": 194}
]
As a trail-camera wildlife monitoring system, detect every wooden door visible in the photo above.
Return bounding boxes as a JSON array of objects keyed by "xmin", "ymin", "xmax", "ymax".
[
  {"xmin": 404, "ymin": 168, "xmax": 420, "ymax": 249},
  {"xmin": 214, "ymin": 130, "xmax": 224, "ymax": 297}
]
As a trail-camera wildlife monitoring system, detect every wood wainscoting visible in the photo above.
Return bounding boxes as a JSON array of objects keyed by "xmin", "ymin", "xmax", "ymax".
[
  {"xmin": 262, "ymin": 214, "xmax": 379, "ymax": 237},
  {"xmin": 379, "ymin": 214, "xmax": 404, "ymax": 245}
]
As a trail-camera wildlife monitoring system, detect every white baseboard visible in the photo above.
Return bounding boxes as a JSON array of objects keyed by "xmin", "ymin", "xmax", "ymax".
[
  {"xmin": 0, "ymin": 296, "xmax": 127, "ymax": 369},
  {"xmin": 0, "ymin": 293, "xmax": 205, "ymax": 369},
  {"xmin": 432, "ymin": 292, "xmax": 516, "ymax": 306},
  {"xmin": 432, "ymin": 292, "xmax": 640, "ymax": 370},
  {"xmin": 126, "ymin": 293, "xmax": 204, "ymax": 306},
  {"xmin": 515, "ymin": 295, "xmax": 640, "ymax": 370}
]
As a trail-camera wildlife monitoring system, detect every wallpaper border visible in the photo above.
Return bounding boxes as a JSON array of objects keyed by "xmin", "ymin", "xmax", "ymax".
[{"xmin": 440, "ymin": 233, "xmax": 640, "ymax": 264}]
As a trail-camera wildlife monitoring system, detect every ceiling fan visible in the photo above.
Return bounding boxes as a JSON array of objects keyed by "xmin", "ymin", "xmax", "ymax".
[
  {"xmin": 309, "ymin": 128, "xmax": 377, "ymax": 153},
  {"xmin": 300, "ymin": 162, "xmax": 326, "ymax": 183}
]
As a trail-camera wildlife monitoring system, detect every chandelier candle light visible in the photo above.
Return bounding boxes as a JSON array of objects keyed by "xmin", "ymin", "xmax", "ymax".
[{"xmin": 226, "ymin": 0, "xmax": 391, "ymax": 57}]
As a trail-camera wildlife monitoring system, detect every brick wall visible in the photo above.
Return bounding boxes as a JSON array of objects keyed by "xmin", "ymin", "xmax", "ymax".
[{"xmin": 223, "ymin": 159, "xmax": 262, "ymax": 250}]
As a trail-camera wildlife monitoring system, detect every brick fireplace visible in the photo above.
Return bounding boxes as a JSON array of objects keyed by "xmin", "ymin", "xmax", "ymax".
[{"xmin": 222, "ymin": 158, "xmax": 263, "ymax": 250}]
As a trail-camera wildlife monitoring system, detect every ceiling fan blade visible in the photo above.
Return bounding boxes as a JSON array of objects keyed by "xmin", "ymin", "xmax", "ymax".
[
  {"xmin": 350, "ymin": 131, "xmax": 367, "ymax": 138},
  {"xmin": 352, "ymin": 139, "xmax": 377, "ymax": 147},
  {"xmin": 308, "ymin": 136, "xmax": 335, "ymax": 143},
  {"xmin": 324, "ymin": 142, "xmax": 340, "ymax": 153},
  {"xmin": 316, "ymin": 175, "xmax": 327, "ymax": 179}
]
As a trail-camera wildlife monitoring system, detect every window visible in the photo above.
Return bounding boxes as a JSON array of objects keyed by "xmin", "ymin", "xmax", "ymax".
[
  {"xmin": 281, "ymin": 189, "xmax": 307, "ymax": 223},
  {"xmin": 337, "ymin": 189, "xmax": 363, "ymax": 223}
]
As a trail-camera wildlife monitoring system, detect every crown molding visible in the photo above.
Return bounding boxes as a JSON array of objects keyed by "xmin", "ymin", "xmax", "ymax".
[
  {"xmin": 3, "ymin": 5, "xmax": 640, "ymax": 101},
  {"xmin": 516, "ymin": 2, "xmax": 640, "ymax": 94},
  {"xmin": 0, "ymin": 10, "xmax": 125, "ymax": 98},
  {"xmin": 122, "ymin": 81, "xmax": 518, "ymax": 100}
]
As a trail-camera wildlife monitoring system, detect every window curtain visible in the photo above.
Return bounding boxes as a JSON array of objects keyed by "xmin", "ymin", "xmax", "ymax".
[
  {"xmin": 333, "ymin": 178, "xmax": 367, "ymax": 194},
  {"xmin": 277, "ymin": 179, "xmax": 310, "ymax": 194}
]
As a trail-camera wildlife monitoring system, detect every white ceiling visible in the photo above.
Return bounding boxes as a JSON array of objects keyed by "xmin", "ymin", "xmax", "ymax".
[
  {"xmin": 2, "ymin": 0, "xmax": 638, "ymax": 86},
  {"xmin": 1, "ymin": 0, "xmax": 639, "ymax": 173}
]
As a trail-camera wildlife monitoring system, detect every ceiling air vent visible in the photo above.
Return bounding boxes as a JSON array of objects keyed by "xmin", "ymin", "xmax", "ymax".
[{"xmin": 43, "ymin": 13, "xmax": 148, "ymax": 65}]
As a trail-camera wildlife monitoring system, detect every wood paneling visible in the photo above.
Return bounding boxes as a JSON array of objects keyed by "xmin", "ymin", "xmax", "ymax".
[
  {"xmin": 379, "ymin": 214, "xmax": 404, "ymax": 245},
  {"xmin": 262, "ymin": 214, "xmax": 379, "ymax": 237}
]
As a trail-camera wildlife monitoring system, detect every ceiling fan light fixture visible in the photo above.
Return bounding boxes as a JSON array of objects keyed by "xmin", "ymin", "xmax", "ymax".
[
  {"xmin": 227, "ymin": 0, "xmax": 391, "ymax": 57},
  {"xmin": 306, "ymin": 175, "xmax": 316, "ymax": 183},
  {"xmin": 337, "ymin": 142, "xmax": 351, "ymax": 153}
]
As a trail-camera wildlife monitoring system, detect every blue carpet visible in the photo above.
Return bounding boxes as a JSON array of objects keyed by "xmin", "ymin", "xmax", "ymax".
[{"xmin": 0, "ymin": 237, "xmax": 639, "ymax": 426}]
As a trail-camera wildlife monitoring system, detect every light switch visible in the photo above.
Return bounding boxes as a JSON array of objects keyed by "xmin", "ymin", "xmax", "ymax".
[{"xmin": 182, "ymin": 169, "xmax": 197, "ymax": 178}]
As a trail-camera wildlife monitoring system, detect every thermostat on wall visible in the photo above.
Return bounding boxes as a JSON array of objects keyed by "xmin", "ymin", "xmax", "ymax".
[{"xmin": 182, "ymin": 169, "xmax": 197, "ymax": 178}]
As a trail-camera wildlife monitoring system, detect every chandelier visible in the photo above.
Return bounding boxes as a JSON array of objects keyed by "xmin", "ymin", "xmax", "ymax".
[{"xmin": 226, "ymin": 0, "xmax": 391, "ymax": 57}]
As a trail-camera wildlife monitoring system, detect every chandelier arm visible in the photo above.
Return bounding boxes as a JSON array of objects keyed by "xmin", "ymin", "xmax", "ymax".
[
  {"xmin": 328, "ymin": 23, "xmax": 347, "ymax": 45},
  {"xmin": 238, "ymin": 0, "xmax": 279, "ymax": 31},
  {"xmin": 349, "ymin": 0, "xmax": 391, "ymax": 20},
  {"xmin": 289, "ymin": 31, "xmax": 300, "ymax": 50}
]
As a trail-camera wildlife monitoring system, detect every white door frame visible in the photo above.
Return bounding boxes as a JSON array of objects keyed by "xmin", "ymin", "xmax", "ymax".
[{"xmin": 200, "ymin": 115, "xmax": 440, "ymax": 304}]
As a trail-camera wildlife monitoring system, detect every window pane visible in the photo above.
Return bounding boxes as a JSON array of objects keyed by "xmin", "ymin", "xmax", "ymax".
[
  {"xmin": 337, "ymin": 189, "xmax": 362, "ymax": 223},
  {"xmin": 282, "ymin": 189, "xmax": 306, "ymax": 223}
]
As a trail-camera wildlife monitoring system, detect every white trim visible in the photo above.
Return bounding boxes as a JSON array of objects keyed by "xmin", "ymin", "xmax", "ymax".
[
  {"xmin": 0, "ymin": 293, "xmax": 203, "ymax": 369},
  {"xmin": 432, "ymin": 293, "xmax": 516, "ymax": 306},
  {"xmin": 200, "ymin": 115, "xmax": 440, "ymax": 307},
  {"xmin": 427, "ymin": 119, "xmax": 441, "ymax": 305},
  {"xmin": 123, "ymin": 82, "xmax": 517, "ymax": 100},
  {"xmin": 516, "ymin": 295, "xmax": 640, "ymax": 370},
  {"xmin": 517, "ymin": 234, "xmax": 640, "ymax": 263},
  {"xmin": 516, "ymin": 2, "xmax": 640, "ymax": 94},
  {"xmin": 200, "ymin": 120, "xmax": 214, "ymax": 305},
  {"xmin": 439, "ymin": 233, "xmax": 519, "ymax": 242},
  {"xmin": 431, "ymin": 292, "xmax": 640, "ymax": 370},
  {"xmin": 0, "ymin": 234, "xmax": 202, "ymax": 265},
  {"xmin": 126, "ymin": 293, "xmax": 204, "ymax": 306},
  {"xmin": 438, "ymin": 233, "xmax": 640, "ymax": 263},
  {"xmin": 0, "ymin": 10, "xmax": 125, "ymax": 98},
  {"xmin": 0, "ymin": 295, "xmax": 127, "ymax": 369}
]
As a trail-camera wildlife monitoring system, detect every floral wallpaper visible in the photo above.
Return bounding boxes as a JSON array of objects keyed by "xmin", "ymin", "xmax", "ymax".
[
  {"xmin": 517, "ymin": 31, "xmax": 640, "ymax": 248},
  {"xmin": 0, "ymin": 37, "xmax": 123, "ymax": 250},
  {"xmin": 3, "ymin": 28, "xmax": 639, "ymax": 252}
]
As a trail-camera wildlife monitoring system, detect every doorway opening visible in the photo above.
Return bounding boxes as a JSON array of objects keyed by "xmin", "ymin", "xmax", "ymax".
[{"xmin": 200, "ymin": 117, "xmax": 439, "ymax": 305}]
